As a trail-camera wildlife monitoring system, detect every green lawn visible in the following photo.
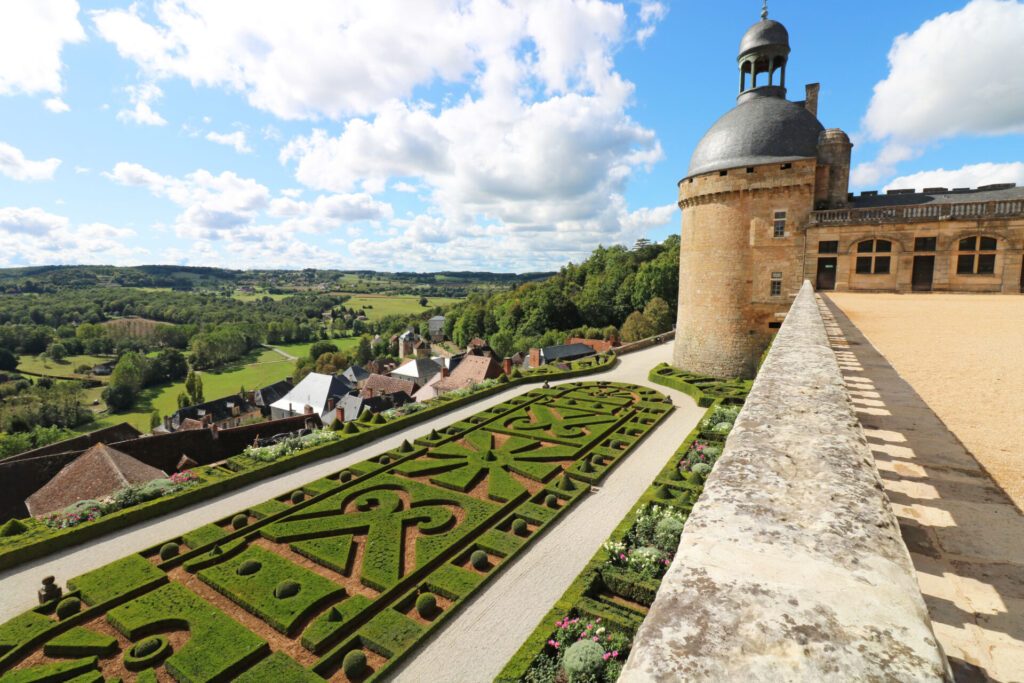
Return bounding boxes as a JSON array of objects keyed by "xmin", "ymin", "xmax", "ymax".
[
  {"xmin": 17, "ymin": 354, "xmax": 113, "ymax": 379},
  {"xmin": 270, "ymin": 337, "xmax": 360, "ymax": 360},
  {"xmin": 341, "ymin": 294, "xmax": 462, "ymax": 320},
  {"xmin": 231, "ymin": 289, "xmax": 291, "ymax": 302}
]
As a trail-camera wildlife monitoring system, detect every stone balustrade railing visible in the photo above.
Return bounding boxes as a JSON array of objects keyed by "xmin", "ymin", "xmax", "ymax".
[
  {"xmin": 809, "ymin": 199, "xmax": 1024, "ymax": 226},
  {"xmin": 620, "ymin": 281, "xmax": 952, "ymax": 682}
]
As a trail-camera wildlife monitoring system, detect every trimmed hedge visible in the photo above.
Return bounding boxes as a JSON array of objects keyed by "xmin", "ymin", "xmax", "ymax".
[
  {"xmin": 235, "ymin": 652, "xmax": 323, "ymax": 683},
  {"xmin": 67, "ymin": 554, "xmax": 166, "ymax": 606},
  {"xmin": 42, "ymin": 627, "xmax": 117, "ymax": 658},
  {"xmin": 2, "ymin": 656, "xmax": 99, "ymax": 683},
  {"xmin": 301, "ymin": 594, "xmax": 374, "ymax": 654}
]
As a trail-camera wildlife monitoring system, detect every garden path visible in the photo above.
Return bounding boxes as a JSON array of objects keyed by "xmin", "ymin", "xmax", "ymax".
[
  {"xmin": 262, "ymin": 343, "xmax": 297, "ymax": 361},
  {"xmin": 0, "ymin": 343, "xmax": 685, "ymax": 626},
  {"xmin": 389, "ymin": 345, "xmax": 706, "ymax": 682}
]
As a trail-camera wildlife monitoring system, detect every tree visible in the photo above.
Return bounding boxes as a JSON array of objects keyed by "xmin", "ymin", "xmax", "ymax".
[
  {"xmin": 149, "ymin": 349, "xmax": 188, "ymax": 383},
  {"xmin": 177, "ymin": 392, "xmax": 190, "ymax": 410},
  {"xmin": 110, "ymin": 352, "xmax": 147, "ymax": 394},
  {"xmin": 150, "ymin": 411, "xmax": 161, "ymax": 430},
  {"xmin": 185, "ymin": 369, "xmax": 204, "ymax": 405},
  {"xmin": 355, "ymin": 336, "xmax": 373, "ymax": 365},
  {"xmin": 103, "ymin": 383, "xmax": 136, "ymax": 412},
  {"xmin": 46, "ymin": 342, "xmax": 68, "ymax": 361},
  {"xmin": 643, "ymin": 297, "xmax": 673, "ymax": 334},
  {"xmin": 308, "ymin": 341, "xmax": 338, "ymax": 360},
  {"xmin": 0, "ymin": 348, "xmax": 15, "ymax": 372},
  {"xmin": 620, "ymin": 311, "xmax": 656, "ymax": 342},
  {"xmin": 419, "ymin": 296, "xmax": 428, "ymax": 307}
]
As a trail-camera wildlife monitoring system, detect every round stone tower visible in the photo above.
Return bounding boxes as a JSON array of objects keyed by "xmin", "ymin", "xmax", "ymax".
[{"xmin": 673, "ymin": 6, "xmax": 829, "ymax": 379}]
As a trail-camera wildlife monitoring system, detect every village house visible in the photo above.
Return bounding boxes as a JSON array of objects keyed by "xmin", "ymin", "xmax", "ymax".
[
  {"xmin": 527, "ymin": 343, "xmax": 596, "ymax": 368},
  {"xmin": 427, "ymin": 315, "xmax": 446, "ymax": 341},
  {"xmin": 361, "ymin": 373, "xmax": 417, "ymax": 400},
  {"xmin": 269, "ymin": 372, "xmax": 353, "ymax": 425},
  {"xmin": 425, "ymin": 355, "xmax": 504, "ymax": 399},
  {"xmin": 342, "ymin": 364, "xmax": 370, "ymax": 387},
  {"xmin": 390, "ymin": 357, "xmax": 442, "ymax": 387}
]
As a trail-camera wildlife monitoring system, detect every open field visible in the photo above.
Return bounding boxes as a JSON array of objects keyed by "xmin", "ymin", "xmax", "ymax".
[
  {"xmin": 270, "ymin": 338, "xmax": 360, "ymax": 360},
  {"xmin": 828, "ymin": 292, "xmax": 1024, "ymax": 507},
  {"xmin": 16, "ymin": 354, "xmax": 112, "ymax": 378},
  {"xmin": 231, "ymin": 290, "xmax": 291, "ymax": 302},
  {"xmin": 340, "ymin": 294, "xmax": 461, "ymax": 319}
]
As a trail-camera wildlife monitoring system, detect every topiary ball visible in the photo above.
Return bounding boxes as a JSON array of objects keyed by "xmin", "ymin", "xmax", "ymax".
[
  {"xmin": 415, "ymin": 592, "xmax": 437, "ymax": 618},
  {"xmin": 290, "ymin": 490, "xmax": 305, "ymax": 504},
  {"xmin": 339, "ymin": 471, "xmax": 353, "ymax": 482},
  {"xmin": 231, "ymin": 513, "xmax": 248, "ymax": 530},
  {"xmin": 274, "ymin": 580, "xmax": 301, "ymax": 599},
  {"xmin": 55, "ymin": 597, "xmax": 80, "ymax": 620},
  {"xmin": 342, "ymin": 650, "xmax": 367, "ymax": 678},
  {"xmin": 236, "ymin": 560, "xmax": 262, "ymax": 576},
  {"xmin": 511, "ymin": 518, "xmax": 528, "ymax": 536},
  {"xmin": 544, "ymin": 494, "xmax": 558, "ymax": 509},
  {"xmin": 470, "ymin": 550, "xmax": 489, "ymax": 570},
  {"xmin": 158, "ymin": 542, "xmax": 179, "ymax": 561},
  {"xmin": 563, "ymin": 639, "xmax": 605, "ymax": 682},
  {"xmin": 378, "ymin": 455, "xmax": 390, "ymax": 465}
]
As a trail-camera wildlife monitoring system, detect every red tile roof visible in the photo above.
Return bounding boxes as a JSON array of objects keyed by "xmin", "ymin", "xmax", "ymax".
[{"xmin": 435, "ymin": 355, "xmax": 502, "ymax": 392}]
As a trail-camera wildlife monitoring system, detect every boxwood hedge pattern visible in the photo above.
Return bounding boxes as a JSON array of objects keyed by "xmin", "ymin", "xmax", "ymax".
[
  {"xmin": 496, "ymin": 373, "xmax": 751, "ymax": 683},
  {"xmin": 0, "ymin": 380, "xmax": 671, "ymax": 682}
]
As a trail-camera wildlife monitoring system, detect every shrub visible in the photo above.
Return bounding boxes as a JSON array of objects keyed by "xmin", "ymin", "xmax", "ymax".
[
  {"xmin": 610, "ymin": 439, "xmax": 626, "ymax": 450},
  {"xmin": 358, "ymin": 410, "xmax": 373, "ymax": 424},
  {"xmin": 398, "ymin": 439, "xmax": 413, "ymax": 453},
  {"xmin": 563, "ymin": 639, "xmax": 605, "ymax": 682},
  {"xmin": 236, "ymin": 560, "xmax": 261, "ymax": 576},
  {"xmin": 691, "ymin": 462, "xmax": 712, "ymax": 482},
  {"xmin": 666, "ymin": 466, "xmax": 682, "ymax": 481},
  {"xmin": 342, "ymin": 650, "xmax": 367, "ymax": 678},
  {"xmin": 133, "ymin": 636, "xmax": 162, "ymax": 657},
  {"xmin": 580, "ymin": 455, "xmax": 594, "ymax": 473},
  {"xmin": 654, "ymin": 516, "xmax": 686, "ymax": 553},
  {"xmin": 290, "ymin": 490, "xmax": 305, "ymax": 504},
  {"xmin": 158, "ymin": 542, "xmax": 179, "ymax": 561},
  {"xmin": 511, "ymin": 518, "xmax": 529, "ymax": 536},
  {"xmin": 470, "ymin": 550, "xmax": 489, "ymax": 570},
  {"xmin": 231, "ymin": 514, "xmax": 248, "ymax": 530},
  {"xmin": 654, "ymin": 484, "xmax": 674, "ymax": 500},
  {"xmin": 510, "ymin": 367, "xmax": 522, "ymax": 378},
  {"xmin": 415, "ymin": 592, "xmax": 437, "ymax": 618},
  {"xmin": 274, "ymin": 580, "xmax": 301, "ymax": 599},
  {"xmin": 342, "ymin": 421, "xmax": 359, "ymax": 435},
  {"xmin": 545, "ymin": 494, "xmax": 558, "ymax": 509},
  {"xmin": 0, "ymin": 518, "xmax": 28, "ymax": 536},
  {"xmin": 55, "ymin": 596, "xmax": 81, "ymax": 620},
  {"xmin": 124, "ymin": 634, "xmax": 171, "ymax": 671},
  {"xmin": 326, "ymin": 606, "xmax": 342, "ymax": 622},
  {"xmin": 497, "ymin": 374, "xmax": 509, "ymax": 384},
  {"xmin": 371, "ymin": 412, "xmax": 387, "ymax": 425},
  {"xmin": 378, "ymin": 455, "xmax": 390, "ymax": 465},
  {"xmin": 339, "ymin": 471, "xmax": 353, "ymax": 482},
  {"xmin": 557, "ymin": 472, "xmax": 576, "ymax": 491}
]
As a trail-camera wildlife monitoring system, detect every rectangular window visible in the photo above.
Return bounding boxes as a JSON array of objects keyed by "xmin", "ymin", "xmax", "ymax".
[
  {"xmin": 857, "ymin": 241, "xmax": 874, "ymax": 253},
  {"xmin": 768, "ymin": 322, "xmax": 782, "ymax": 329},
  {"xmin": 855, "ymin": 257, "xmax": 873, "ymax": 274},
  {"xmin": 914, "ymin": 237, "xmax": 936, "ymax": 252},
  {"xmin": 773, "ymin": 211, "xmax": 786, "ymax": 238},
  {"xmin": 957, "ymin": 254, "xmax": 975, "ymax": 274},
  {"xmin": 873, "ymin": 256, "xmax": 891, "ymax": 274},
  {"xmin": 977, "ymin": 253, "xmax": 996, "ymax": 274},
  {"xmin": 875, "ymin": 240, "xmax": 892, "ymax": 253},
  {"xmin": 980, "ymin": 236, "xmax": 997, "ymax": 251},
  {"xmin": 770, "ymin": 272, "xmax": 782, "ymax": 296},
  {"xmin": 959, "ymin": 236, "xmax": 977, "ymax": 251},
  {"xmin": 818, "ymin": 240, "xmax": 838, "ymax": 254}
]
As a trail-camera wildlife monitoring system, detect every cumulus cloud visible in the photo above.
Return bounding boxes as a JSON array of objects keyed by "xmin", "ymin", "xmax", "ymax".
[
  {"xmin": 0, "ymin": 142, "xmax": 62, "ymax": 181},
  {"xmin": 0, "ymin": 207, "xmax": 145, "ymax": 266},
  {"xmin": 116, "ymin": 83, "xmax": 167, "ymax": 126},
  {"xmin": 0, "ymin": 0, "xmax": 85, "ymax": 97},
  {"xmin": 44, "ymin": 97, "xmax": 70, "ymax": 113},
  {"xmin": 855, "ymin": 0, "xmax": 1024, "ymax": 184},
  {"xmin": 883, "ymin": 162, "xmax": 1024, "ymax": 191},
  {"xmin": 636, "ymin": 1, "xmax": 668, "ymax": 46},
  {"xmin": 205, "ymin": 130, "xmax": 252, "ymax": 153}
]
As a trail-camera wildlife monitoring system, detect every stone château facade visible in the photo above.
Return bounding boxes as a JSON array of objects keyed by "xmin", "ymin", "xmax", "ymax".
[{"xmin": 673, "ymin": 7, "xmax": 1024, "ymax": 379}]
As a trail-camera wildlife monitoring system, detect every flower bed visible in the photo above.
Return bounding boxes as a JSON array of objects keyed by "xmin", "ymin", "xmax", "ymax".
[
  {"xmin": 496, "ymin": 371, "xmax": 751, "ymax": 683},
  {"xmin": 0, "ymin": 379, "xmax": 671, "ymax": 682},
  {"xmin": 0, "ymin": 353, "xmax": 617, "ymax": 573}
]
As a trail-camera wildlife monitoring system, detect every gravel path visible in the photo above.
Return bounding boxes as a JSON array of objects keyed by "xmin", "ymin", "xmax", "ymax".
[
  {"xmin": 263, "ymin": 344, "xmax": 297, "ymax": 361},
  {"xmin": 389, "ymin": 346, "xmax": 705, "ymax": 683},
  {"xmin": 827, "ymin": 293, "xmax": 1024, "ymax": 509},
  {"xmin": 0, "ymin": 344, "xmax": 679, "ymax": 624}
]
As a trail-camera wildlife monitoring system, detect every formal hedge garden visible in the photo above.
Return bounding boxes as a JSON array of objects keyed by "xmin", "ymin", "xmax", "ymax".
[
  {"xmin": 0, "ymin": 380, "xmax": 672, "ymax": 682},
  {"xmin": 0, "ymin": 353, "xmax": 618, "ymax": 574},
  {"xmin": 496, "ymin": 372, "xmax": 750, "ymax": 682}
]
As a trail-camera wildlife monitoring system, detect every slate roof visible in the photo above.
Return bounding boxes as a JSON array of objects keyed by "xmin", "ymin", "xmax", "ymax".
[
  {"xmin": 435, "ymin": 355, "xmax": 503, "ymax": 392},
  {"xmin": 25, "ymin": 443, "xmax": 166, "ymax": 517},
  {"xmin": 342, "ymin": 365, "xmax": 371, "ymax": 384},
  {"xmin": 253, "ymin": 379, "xmax": 293, "ymax": 408},
  {"xmin": 848, "ymin": 184, "xmax": 1024, "ymax": 209},
  {"xmin": 391, "ymin": 358, "xmax": 441, "ymax": 383},
  {"xmin": 270, "ymin": 372, "xmax": 352, "ymax": 418},
  {"xmin": 337, "ymin": 391, "xmax": 409, "ymax": 422},
  {"xmin": 169, "ymin": 393, "xmax": 258, "ymax": 430},
  {"xmin": 542, "ymin": 343, "xmax": 596, "ymax": 363}
]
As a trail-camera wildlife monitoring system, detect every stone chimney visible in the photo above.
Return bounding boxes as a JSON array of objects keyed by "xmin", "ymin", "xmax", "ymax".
[
  {"xmin": 303, "ymin": 404, "xmax": 314, "ymax": 415},
  {"xmin": 209, "ymin": 423, "xmax": 219, "ymax": 439},
  {"xmin": 336, "ymin": 407, "xmax": 345, "ymax": 422},
  {"xmin": 529, "ymin": 347, "xmax": 542, "ymax": 368},
  {"xmin": 502, "ymin": 357, "xmax": 512, "ymax": 375},
  {"xmin": 327, "ymin": 397, "xmax": 336, "ymax": 411},
  {"xmin": 804, "ymin": 83, "xmax": 819, "ymax": 117},
  {"xmin": 441, "ymin": 367, "xmax": 449, "ymax": 379}
]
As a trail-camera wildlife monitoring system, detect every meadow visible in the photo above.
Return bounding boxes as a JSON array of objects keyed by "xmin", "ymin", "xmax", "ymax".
[{"xmin": 340, "ymin": 294, "xmax": 461, "ymax": 320}]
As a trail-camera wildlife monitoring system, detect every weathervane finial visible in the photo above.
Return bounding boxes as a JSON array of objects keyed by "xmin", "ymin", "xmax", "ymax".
[{"xmin": 761, "ymin": 0, "xmax": 768, "ymax": 20}]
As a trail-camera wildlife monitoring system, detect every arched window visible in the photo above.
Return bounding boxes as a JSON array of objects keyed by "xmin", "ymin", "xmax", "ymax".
[
  {"xmin": 956, "ymin": 236, "xmax": 997, "ymax": 275},
  {"xmin": 854, "ymin": 239, "xmax": 892, "ymax": 275}
]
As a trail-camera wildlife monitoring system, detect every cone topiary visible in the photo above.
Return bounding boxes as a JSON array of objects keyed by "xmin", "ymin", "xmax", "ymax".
[
  {"xmin": 371, "ymin": 413, "xmax": 387, "ymax": 425},
  {"xmin": 558, "ymin": 472, "xmax": 576, "ymax": 491},
  {"xmin": 483, "ymin": 450, "xmax": 497, "ymax": 462},
  {"xmin": 326, "ymin": 606, "xmax": 342, "ymax": 622},
  {"xmin": 290, "ymin": 490, "xmax": 305, "ymax": 504},
  {"xmin": 654, "ymin": 484, "xmax": 674, "ymax": 500},
  {"xmin": 511, "ymin": 518, "xmax": 528, "ymax": 536},
  {"xmin": 274, "ymin": 580, "xmax": 301, "ymax": 599},
  {"xmin": 55, "ymin": 597, "xmax": 80, "ymax": 620},
  {"xmin": 666, "ymin": 467, "xmax": 683, "ymax": 481},
  {"xmin": 398, "ymin": 440, "xmax": 413, "ymax": 453},
  {"xmin": 342, "ymin": 421, "xmax": 359, "ymax": 435},
  {"xmin": 470, "ymin": 550, "xmax": 489, "ymax": 570},
  {"xmin": 415, "ymin": 592, "xmax": 437, "ymax": 618},
  {"xmin": 158, "ymin": 542, "xmax": 179, "ymax": 561},
  {"xmin": 0, "ymin": 518, "xmax": 28, "ymax": 537},
  {"xmin": 231, "ymin": 513, "xmax": 248, "ymax": 530},
  {"xmin": 358, "ymin": 410, "xmax": 373, "ymax": 423},
  {"xmin": 343, "ymin": 650, "xmax": 367, "ymax": 678},
  {"xmin": 429, "ymin": 429, "xmax": 439, "ymax": 439},
  {"xmin": 580, "ymin": 456, "xmax": 594, "ymax": 473}
]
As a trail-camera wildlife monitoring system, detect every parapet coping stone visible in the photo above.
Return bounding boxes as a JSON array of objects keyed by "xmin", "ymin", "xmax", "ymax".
[{"xmin": 621, "ymin": 280, "xmax": 952, "ymax": 682}]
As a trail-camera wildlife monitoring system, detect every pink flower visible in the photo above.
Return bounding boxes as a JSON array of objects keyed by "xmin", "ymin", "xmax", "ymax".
[
  {"xmin": 612, "ymin": 650, "xmax": 619, "ymax": 658},
  {"xmin": 593, "ymin": 636, "xmax": 599, "ymax": 641},
  {"xmin": 603, "ymin": 653, "xmax": 611, "ymax": 661}
]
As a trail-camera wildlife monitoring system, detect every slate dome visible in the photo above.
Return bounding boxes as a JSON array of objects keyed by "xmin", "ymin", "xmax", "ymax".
[
  {"xmin": 687, "ymin": 92, "xmax": 824, "ymax": 178},
  {"xmin": 739, "ymin": 19, "xmax": 789, "ymax": 57}
]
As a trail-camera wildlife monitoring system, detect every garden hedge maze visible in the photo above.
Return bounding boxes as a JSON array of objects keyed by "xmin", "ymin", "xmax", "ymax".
[{"xmin": 0, "ymin": 381, "xmax": 671, "ymax": 682}]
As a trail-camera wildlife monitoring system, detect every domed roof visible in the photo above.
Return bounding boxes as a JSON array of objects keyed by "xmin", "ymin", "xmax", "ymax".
[
  {"xmin": 739, "ymin": 19, "xmax": 789, "ymax": 57},
  {"xmin": 687, "ymin": 92, "xmax": 823, "ymax": 177}
]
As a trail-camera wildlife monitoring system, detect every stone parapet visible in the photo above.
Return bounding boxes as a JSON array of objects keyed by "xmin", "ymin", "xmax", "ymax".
[{"xmin": 622, "ymin": 280, "xmax": 951, "ymax": 682}]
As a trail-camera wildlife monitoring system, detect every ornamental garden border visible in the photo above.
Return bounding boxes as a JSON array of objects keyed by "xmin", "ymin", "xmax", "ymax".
[
  {"xmin": 496, "ymin": 372, "xmax": 751, "ymax": 683},
  {"xmin": 0, "ymin": 379, "xmax": 672, "ymax": 682},
  {"xmin": 0, "ymin": 353, "xmax": 616, "ymax": 574}
]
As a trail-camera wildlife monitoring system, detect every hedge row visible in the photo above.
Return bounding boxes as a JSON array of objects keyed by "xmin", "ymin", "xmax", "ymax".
[
  {"xmin": 647, "ymin": 363, "xmax": 751, "ymax": 407},
  {"xmin": 0, "ymin": 353, "xmax": 618, "ymax": 573},
  {"xmin": 495, "ymin": 372, "xmax": 752, "ymax": 682}
]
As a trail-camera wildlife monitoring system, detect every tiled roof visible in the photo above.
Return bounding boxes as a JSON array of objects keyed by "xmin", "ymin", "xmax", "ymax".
[
  {"xmin": 436, "ymin": 355, "xmax": 502, "ymax": 392},
  {"xmin": 361, "ymin": 373, "xmax": 416, "ymax": 397},
  {"xmin": 24, "ymin": 443, "xmax": 166, "ymax": 517}
]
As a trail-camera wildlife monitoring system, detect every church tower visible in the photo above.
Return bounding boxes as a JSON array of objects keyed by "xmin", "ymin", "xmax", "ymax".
[{"xmin": 672, "ymin": 4, "xmax": 851, "ymax": 378}]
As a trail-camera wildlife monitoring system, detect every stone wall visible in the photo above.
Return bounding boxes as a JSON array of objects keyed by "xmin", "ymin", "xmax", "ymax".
[{"xmin": 622, "ymin": 281, "xmax": 951, "ymax": 682}]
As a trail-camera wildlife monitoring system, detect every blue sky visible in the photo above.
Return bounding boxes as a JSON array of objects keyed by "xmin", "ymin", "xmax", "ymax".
[{"xmin": 0, "ymin": 0, "xmax": 1021, "ymax": 272}]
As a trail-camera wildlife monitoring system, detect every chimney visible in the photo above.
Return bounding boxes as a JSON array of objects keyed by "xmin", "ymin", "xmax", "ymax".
[
  {"xmin": 441, "ymin": 367, "xmax": 449, "ymax": 379},
  {"xmin": 336, "ymin": 407, "xmax": 345, "ymax": 422},
  {"xmin": 209, "ymin": 423, "xmax": 219, "ymax": 439},
  {"xmin": 804, "ymin": 83, "xmax": 819, "ymax": 117},
  {"xmin": 529, "ymin": 347, "xmax": 542, "ymax": 368},
  {"xmin": 303, "ymin": 404, "xmax": 314, "ymax": 415},
  {"xmin": 163, "ymin": 415, "xmax": 172, "ymax": 432},
  {"xmin": 327, "ymin": 397, "xmax": 336, "ymax": 411},
  {"xmin": 502, "ymin": 357, "xmax": 512, "ymax": 375}
]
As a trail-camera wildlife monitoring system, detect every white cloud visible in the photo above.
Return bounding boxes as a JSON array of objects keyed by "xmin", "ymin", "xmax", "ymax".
[
  {"xmin": 0, "ymin": 0, "xmax": 85, "ymax": 97},
  {"xmin": 851, "ymin": 143, "xmax": 919, "ymax": 188},
  {"xmin": 0, "ymin": 207, "xmax": 146, "ymax": 266},
  {"xmin": 883, "ymin": 162, "xmax": 1024, "ymax": 191},
  {"xmin": 44, "ymin": 97, "xmax": 70, "ymax": 113},
  {"xmin": 116, "ymin": 83, "xmax": 167, "ymax": 126},
  {"xmin": 205, "ymin": 130, "xmax": 252, "ymax": 154},
  {"xmin": 636, "ymin": 1, "xmax": 668, "ymax": 46},
  {"xmin": 393, "ymin": 181, "xmax": 419, "ymax": 193},
  {"xmin": 0, "ymin": 142, "xmax": 62, "ymax": 181}
]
